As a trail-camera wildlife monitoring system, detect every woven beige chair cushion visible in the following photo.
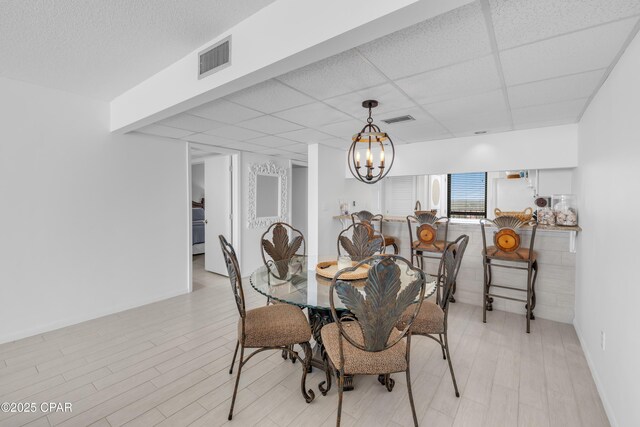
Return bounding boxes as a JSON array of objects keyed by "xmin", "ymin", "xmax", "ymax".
[
  {"xmin": 412, "ymin": 240, "xmax": 447, "ymax": 252},
  {"xmin": 484, "ymin": 246, "xmax": 536, "ymax": 261},
  {"xmin": 398, "ymin": 301, "xmax": 445, "ymax": 335},
  {"xmin": 240, "ymin": 304, "xmax": 311, "ymax": 348},
  {"xmin": 321, "ymin": 322, "xmax": 407, "ymax": 375}
]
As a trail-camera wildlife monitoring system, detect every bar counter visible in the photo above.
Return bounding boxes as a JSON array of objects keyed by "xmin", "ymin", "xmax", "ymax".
[{"xmin": 333, "ymin": 214, "xmax": 580, "ymax": 323}]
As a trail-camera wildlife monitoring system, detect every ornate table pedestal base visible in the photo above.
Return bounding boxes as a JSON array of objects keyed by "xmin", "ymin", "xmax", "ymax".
[{"xmin": 308, "ymin": 307, "xmax": 355, "ymax": 391}]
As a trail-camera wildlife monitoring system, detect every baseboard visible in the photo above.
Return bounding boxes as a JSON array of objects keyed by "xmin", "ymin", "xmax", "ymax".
[
  {"xmin": 0, "ymin": 288, "xmax": 189, "ymax": 345},
  {"xmin": 573, "ymin": 320, "xmax": 617, "ymax": 427}
]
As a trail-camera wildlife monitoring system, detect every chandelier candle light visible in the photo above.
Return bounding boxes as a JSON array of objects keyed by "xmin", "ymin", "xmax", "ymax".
[{"xmin": 348, "ymin": 100, "xmax": 395, "ymax": 184}]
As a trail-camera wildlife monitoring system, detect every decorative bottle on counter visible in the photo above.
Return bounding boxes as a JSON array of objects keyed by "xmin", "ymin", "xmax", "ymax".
[{"xmin": 552, "ymin": 194, "xmax": 578, "ymax": 226}]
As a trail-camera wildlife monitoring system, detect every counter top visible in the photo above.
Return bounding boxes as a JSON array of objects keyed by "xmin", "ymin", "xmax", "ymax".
[{"xmin": 333, "ymin": 214, "xmax": 581, "ymax": 232}]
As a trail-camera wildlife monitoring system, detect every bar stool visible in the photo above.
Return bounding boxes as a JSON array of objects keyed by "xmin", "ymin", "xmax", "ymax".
[
  {"xmin": 406, "ymin": 212, "xmax": 454, "ymax": 300},
  {"xmin": 480, "ymin": 216, "xmax": 539, "ymax": 333},
  {"xmin": 351, "ymin": 210, "xmax": 399, "ymax": 254}
]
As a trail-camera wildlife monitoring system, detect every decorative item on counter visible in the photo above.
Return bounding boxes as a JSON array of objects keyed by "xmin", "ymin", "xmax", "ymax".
[
  {"xmin": 494, "ymin": 207, "xmax": 533, "ymax": 222},
  {"xmin": 534, "ymin": 196, "xmax": 550, "ymax": 208},
  {"xmin": 552, "ymin": 194, "xmax": 578, "ymax": 226},
  {"xmin": 537, "ymin": 207, "xmax": 556, "ymax": 225},
  {"xmin": 339, "ymin": 200, "xmax": 349, "ymax": 215},
  {"xmin": 505, "ymin": 170, "xmax": 521, "ymax": 179}
]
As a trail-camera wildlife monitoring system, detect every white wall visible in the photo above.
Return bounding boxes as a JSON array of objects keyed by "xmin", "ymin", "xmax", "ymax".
[
  {"xmin": 0, "ymin": 77, "xmax": 190, "ymax": 344},
  {"xmin": 574, "ymin": 32, "xmax": 640, "ymax": 427},
  {"xmin": 191, "ymin": 163, "xmax": 205, "ymax": 202},
  {"xmin": 239, "ymin": 152, "xmax": 292, "ymax": 273},
  {"xmin": 292, "ymin": 166, "xmax": 308, "ymax": 240},
  {"xmin": 308, "ymin": 144, "xmax": 384, "ymax": 258},
  {"xmin": 358, "ymin": 124, "xmax": 578, "ymax": 178}
]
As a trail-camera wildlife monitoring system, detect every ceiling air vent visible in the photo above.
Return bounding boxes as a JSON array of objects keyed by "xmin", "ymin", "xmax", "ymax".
[
  {"xmin": 381, "ymin": 115, "xmax": 415, "ymax": 124},
  {"xmin": 198, "ymin": 36, "xmax": 231, "ymax": 79}
]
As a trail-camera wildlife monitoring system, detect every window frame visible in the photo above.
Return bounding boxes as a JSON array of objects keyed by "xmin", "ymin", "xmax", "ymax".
[{"xmin": 446, "ymin": 172, "xmax": 488, "ymax": 219}]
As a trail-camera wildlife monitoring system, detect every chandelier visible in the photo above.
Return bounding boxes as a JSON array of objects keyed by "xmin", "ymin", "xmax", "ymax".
[{"xmin": 348, "ymin": 100, "xmax": 395, "ymax": 184}]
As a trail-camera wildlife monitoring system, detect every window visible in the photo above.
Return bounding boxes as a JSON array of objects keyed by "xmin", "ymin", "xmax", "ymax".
[{"xmin": 447, "ymin": 172, "xmax": 487, "ymax": 219}]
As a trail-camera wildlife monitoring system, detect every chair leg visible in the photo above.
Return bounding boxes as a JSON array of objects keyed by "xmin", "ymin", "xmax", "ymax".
[
  {"xmin": 229, "ymin": 340, "xmax": 239, "ymax": 374},
  {"xmin": 299, "ymin": 342, "xmax": 315, "ymax": 403},
  {"xmin": 228, "ymin": 344, "xmax": 245, "ymax": 420},
  {"xmin": 443, "ymin": 332, "xmax": 460, "ymax": 397},
  {"xmin": 392, "ymin": 243, "xmax": 399, "ymax": 254},
  {"xmin": 336, "ymin": 371, "xmax": 345, "ymax": 427},
  {"xmin": 405, "ymin": 367, "xmax": 419, "ymax": 427},
  {"xmin": 439, "ymin": 333, "xmax": 446, "ymax": 359},
  {"xmin": 319, "ymin": 354, "xmax": 332, "ymax": 396},
  {"xmin": 482, "ymin": 260, "xmax": 488, "ymax": 323},
  {"xmin": 525, "ymin": 266, "xmax": 533, "ymax": 334}
]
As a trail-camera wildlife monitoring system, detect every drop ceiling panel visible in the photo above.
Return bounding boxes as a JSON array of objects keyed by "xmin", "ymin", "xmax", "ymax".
[
  {"xmin": 225, "ymin": 79, "xmax": 314, "ymax": 114},
  {"xmin": 443, "ymin": 113, "xmax": 512, "ymax": 136},
  {"xmin": 512, "ymin": 98, "xmax": 587, "ymax": 125},
  {"xmin": 319, "ymin": 138, "xmax": 350, "ymax": 150},
  {"xmin": 314, "ymin": 119, "xmax": 364, "ymax": 138},
  {"xmin": 358, "ymin": 2, "xmax": 491, "ymax": 79},
  {"xmin": 507, "ymin": 69, "xmax": 605, "ymax": 109},
  {"xmin": 387, "ymin": 120, "xmax": 452, "ymax": 143},
  {"xmin": 190, "ymin": 99, "xmax": 263, "ymax": 124},
  {"xmin": 237, "ymin": 115, "xmax": 302, "ymax": 134},
  {"xmin": 204, "ymin": 125, "xmax": 265, "ymax": 141},
  {"xmin": 158, "ymin": 114, "xmax": 225, "ymax": 132},
  {"xmin": 395, "ymin": 55, "xmax": 501, "ymax": 105},
  {"xmin": 324, "ymin": 83, "xmax": 414, "ymax": 118},
  {"xmin": 184, "ymin": 133, "xmax": 238, "ymax": 146},
  {"xmin": 277, "ymin": 50, "xmax": 387, "ymax": 99},
  {"xmin": 249, "ymin": 135, "xmax": 300, "ymax": 148},
  {"xmin": 278, "ymin": 128, "xmax": 334, "ymax": 144},
  {"xmin": 136, "ymin": 124, "xmax": 194, "ymax": 138},
  {"xmin": 273, "ymin": 102, "xmax": 352, "ymax": 128},
  {"xmin": 501, "ymin": 17, "xmax": 638, "ymax": 86},
  {"xmin": 280, "ymin": 143, "xmax": 308, "ymax": 154},
  {"xmin": 220, "ymin": 141, "xmax": 266, "ymax": 152},
  {"xmin": 423, "ymin": 90, "xmax": 508, "ymax": 123},
  {"xmin": 490, "ymin": 0, "xmax": 640, "ymax": 50}
]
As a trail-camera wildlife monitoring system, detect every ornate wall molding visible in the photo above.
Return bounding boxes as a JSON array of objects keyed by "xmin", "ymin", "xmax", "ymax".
[{"xmin": 247, "ymin": 162, "xmax": 288, "ymax": 228}]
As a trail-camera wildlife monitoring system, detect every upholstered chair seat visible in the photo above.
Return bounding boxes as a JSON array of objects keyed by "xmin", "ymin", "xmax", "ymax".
[
  {"xmin": 411, "ymin": 239, "xmax": 447, "ymax": 252},
  {"xmin": 398, "ymin": 301, "xmax": 445, "ymax": 335},
  {"xmin": 321, "ymin": 322, "xmax": 407, "ymax": 375},
  {"xmin": 241, "ymin": 304, "xmax": 311, "ymax": 348},
  {"xmin": 484, "ymin": 246, "xmax": 537, "ymax": 261}
]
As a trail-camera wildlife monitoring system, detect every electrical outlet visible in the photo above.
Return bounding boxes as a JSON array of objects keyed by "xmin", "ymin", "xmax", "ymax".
[
  {"xmin": 352, "ymin": 200, "xmax": 356, "ymax": 207},
  {"xmin": 600, "ymin": 330, "xmax": 606, "ymax": 350}
]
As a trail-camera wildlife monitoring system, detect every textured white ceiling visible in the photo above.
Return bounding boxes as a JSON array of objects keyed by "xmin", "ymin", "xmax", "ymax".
[
  {"xmin": 137, "ymin": 0, "xmax": 640, "ymax": 164},
  {"xmin": 0, "ymin": 0, "xmax": 275, "ymax": 100}
]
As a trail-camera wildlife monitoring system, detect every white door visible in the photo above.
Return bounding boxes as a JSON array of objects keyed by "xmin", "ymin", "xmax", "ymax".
[{"xmin": 204, "ymin": 155, "xmax": 232, "ymax": 275}]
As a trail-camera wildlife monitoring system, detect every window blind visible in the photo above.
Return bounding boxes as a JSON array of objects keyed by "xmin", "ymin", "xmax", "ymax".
[{"xmin": 447, "ymin": 172, "xmax": 487, "ymax": 219}]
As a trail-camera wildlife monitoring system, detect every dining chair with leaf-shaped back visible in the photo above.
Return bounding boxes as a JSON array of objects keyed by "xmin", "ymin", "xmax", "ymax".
[
  {"xmin": 398, "ymin": 234, "xmax": 469, "ymax": 398},
  {"xmin": 337, "ymin": 222, "xmax": 385, "ymax": 262},
  {"xmin": 261, "ymin": 222, "xmax": 306, "ymax": 280},
  {"xmin": 219, "ymin": 235, "xmax": 315, "ymax": 420},
  {"xmin": 319, "ymin": 255, "xmax": 427, "ymax": 426}
]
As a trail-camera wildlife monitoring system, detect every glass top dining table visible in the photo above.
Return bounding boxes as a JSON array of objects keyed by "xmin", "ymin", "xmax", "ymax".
[{"xmin": 249, "ymin": 255, "xmax": 438, "ymax": 311}]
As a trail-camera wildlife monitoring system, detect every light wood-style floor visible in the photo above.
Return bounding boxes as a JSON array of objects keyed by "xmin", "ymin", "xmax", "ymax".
[{"xmin": 0, "ymin": 255, "xmax": 609, "ymax": 427}]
